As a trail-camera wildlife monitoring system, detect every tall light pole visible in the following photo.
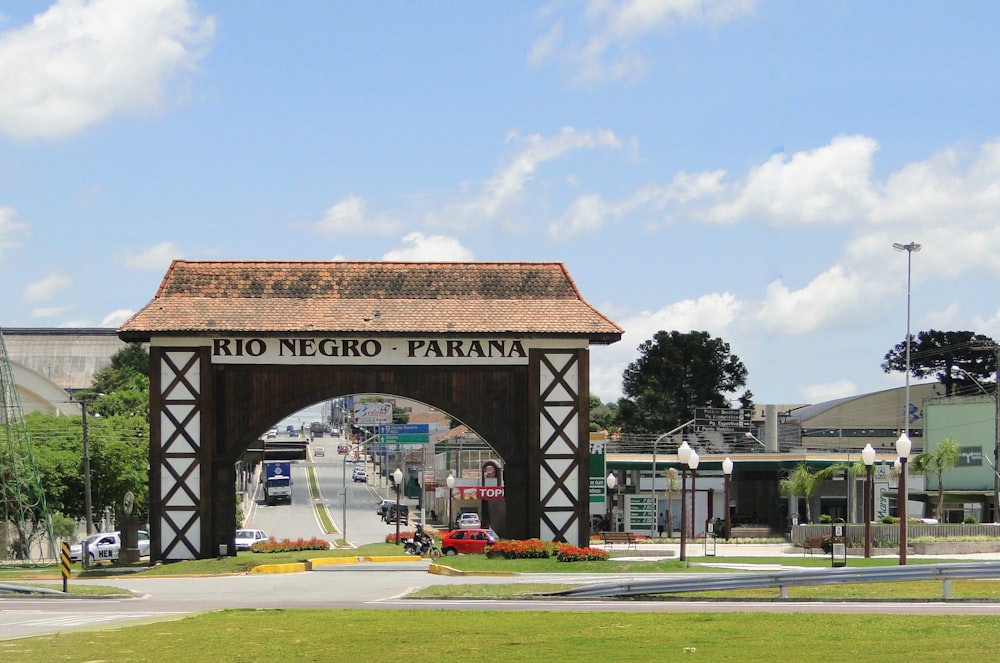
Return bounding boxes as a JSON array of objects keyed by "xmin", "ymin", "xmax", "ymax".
[
  {"xmin": 605, "ymin": 472, "xmax": 617, "ymax": 531},
  {"xmin": 393, "ymin": 467, "xmax": 403, "ymax": 545},
  {"xmin": 893, "ymin": 241, "xmax": 919, "ymax": 565},
  {"xmin": 893, "ymin": 241, "xmax": 921, "ymax": 439},
  {"xmin": 896, "ymin": 433, "xmax": 912, "ymax": 564},
  {"xmin": 677, "ymin": 441, "xmax": 692, "ymax": 561},
  {"xmin": 446, "ymin": 473, "xmax": 455, "ymax": 531},
  {"xmin": 861, "ymin": 443, "xmax": 876, "ymax": 559},
  {"xmin": 722, "ymin": 457, "xmax": 734, "ymax": 541}
]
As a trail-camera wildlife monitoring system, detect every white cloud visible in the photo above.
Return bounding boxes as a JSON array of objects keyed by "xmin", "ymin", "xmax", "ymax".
[
  {"xmin": 430, "ymin": 127, "xmax": 622, "ymax": 229},
  {"xmin": 22, "ymin": 272, "xmax": 70, "ymax": 301},
  {"xmin": 100, "ymin": 308, "xmax": 133, "ymax": 326},
  {"xmin": 532, "ymin": 0, "xmax": 757, "ymax": 84},
  {"xmin": 0, "ymin": 205, "xmax": 27, "ymax": 261},
  {"xmin": 0, "ymin": 0, "xmax": 214, "ymax": 140},
  {"xmin": 122, "ymin": 241, "xmax": 183, "ymax": 271},
  {"xmin": 381, "ymin": 232, "xmax": 475, "ymax": 261},
  {"xmin": 548, "ymin": 171, "xmax": 725, "ymax": 239},
  {"xmin": 700, "ymin": 135, "xmax": 880, "ymax": 225},
  {"xmin": 315, "ymin": 194, "xmax": 400, "ymax": 238},
  {"xmin": 755, "ymin": 266, "xmax": 878, "ymax": 335},
  {"xmin": 29, "ymin": 305, "xmax": 74, "ymax": 318}
]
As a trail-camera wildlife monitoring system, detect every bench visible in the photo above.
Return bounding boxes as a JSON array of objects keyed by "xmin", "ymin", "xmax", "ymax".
[{"xmin": 601, "ymin": 531, "xmax": 637, "ymax": 550}]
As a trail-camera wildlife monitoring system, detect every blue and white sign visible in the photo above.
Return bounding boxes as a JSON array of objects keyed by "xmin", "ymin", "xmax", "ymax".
[{"xmin": 378, "ymin": 423, "xmax": 430, "ymax": 435}]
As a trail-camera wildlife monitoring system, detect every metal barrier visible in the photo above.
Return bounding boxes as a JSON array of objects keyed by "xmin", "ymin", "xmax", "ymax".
[{"xmin": 545, "ymin": 561, "xmax": 1000, "ymax": 599}]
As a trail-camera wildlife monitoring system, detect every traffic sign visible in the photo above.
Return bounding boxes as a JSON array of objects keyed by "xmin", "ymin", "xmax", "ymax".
[
  {"xmin": 694, "ymin": 407, "xmax": 753, "ymax": 432},
  {"xmin": 378, "ymin": 423, "xmax": 430, "ymax": 435},
  {"xmin": 381, "ymin": 433, "xmax": 430, "ymax": 444}
]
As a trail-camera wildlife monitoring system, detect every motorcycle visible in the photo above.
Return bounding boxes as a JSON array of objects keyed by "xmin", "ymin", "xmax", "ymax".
[{"xmin": 403, "ymin": 533, "xmax": 441, "ymax": 559}]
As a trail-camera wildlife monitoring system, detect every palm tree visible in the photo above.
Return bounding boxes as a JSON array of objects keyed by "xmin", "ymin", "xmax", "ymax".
[
  {"xmin": 911, "ymin": 437, "xmax": 961, "ymax": 521},
  {"xmin": 779, "ymin": 462, "xmax": 845, "ymax": 524}
]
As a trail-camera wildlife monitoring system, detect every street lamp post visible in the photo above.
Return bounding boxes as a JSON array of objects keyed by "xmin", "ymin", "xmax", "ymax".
[
  {"xmin": 722, "ymin": 457, "xmax": 734, "ymax": 541},
  {"xmin": 896, "ymin": 433, "xmax": 912, "ymax": 564},
  {"xmin": 862, "ymin": 443, "xmax": 876, "ymax": 559},
  {"xmin": 393, "ymin": 467, "xmax": 403, "ymax": 545},
  {"xmin": 446, "ymin": 473, "xmax": 455, "ymax": 531},
  {"xmin": 688, "ymin": 449, "xmax": 700, "ymax": 548},
  {"xmin": 677, "ymin": 441, "xmax": 692, "ymax": 561},
  {"xmin": 605, "ymin": 473, "xmax": 617, "ymax": 532}
]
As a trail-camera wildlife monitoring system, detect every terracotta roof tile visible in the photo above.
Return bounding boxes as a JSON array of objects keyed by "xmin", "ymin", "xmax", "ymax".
[{"xmin": 119, "ymin": 260, "xmax": 623, "ymax": 343}]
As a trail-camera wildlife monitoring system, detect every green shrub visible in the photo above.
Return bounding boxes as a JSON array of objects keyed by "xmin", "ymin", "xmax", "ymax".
[
  {"xmin": 964, "ymin": 515, "xmax": 978, "ymax": 524},
  {"xmin": 818, "ymin": 514, "xmax": 833, "ymax": 524}
]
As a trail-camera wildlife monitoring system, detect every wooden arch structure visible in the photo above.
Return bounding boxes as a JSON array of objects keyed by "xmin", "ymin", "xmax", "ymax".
[{"xmin": 119, "ymin": 260, "xmax": 622, "ymax": 561}]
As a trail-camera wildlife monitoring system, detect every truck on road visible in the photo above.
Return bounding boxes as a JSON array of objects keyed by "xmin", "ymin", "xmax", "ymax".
[
  {"xmin": 262, "ymin": 460, "xmax": 292, "ymax": 506},
  {"xmin": 310, "ymin": 421, "xmax": 324, "ymax": 438}
]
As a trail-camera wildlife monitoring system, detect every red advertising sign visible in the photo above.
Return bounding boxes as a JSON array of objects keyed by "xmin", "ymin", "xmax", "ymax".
[{"xmin": 456, "ymin": 486, "xmax": 505, "ymax": 500}]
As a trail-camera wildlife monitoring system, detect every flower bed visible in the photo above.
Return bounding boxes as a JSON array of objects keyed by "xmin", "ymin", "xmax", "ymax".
[
  {"xmin": 486, "ymin": 538, "xmax": 607, "ymax": 562},
  {"xmin": 250, "ymin": 537, "xmax": 332, "ymax": 553}
]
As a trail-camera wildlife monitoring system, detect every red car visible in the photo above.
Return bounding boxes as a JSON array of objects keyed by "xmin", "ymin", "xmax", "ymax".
[{"xmin": 440, "ymin": 528, "xmax": 499, "ymax": 555}]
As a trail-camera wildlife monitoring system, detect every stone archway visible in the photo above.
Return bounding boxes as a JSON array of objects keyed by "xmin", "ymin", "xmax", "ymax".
[{"xmin": 121, "ymin": 261, "xmax": 621, "ymax": 561}]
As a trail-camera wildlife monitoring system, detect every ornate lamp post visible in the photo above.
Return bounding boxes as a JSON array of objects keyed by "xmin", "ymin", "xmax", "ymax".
[
  {"xmin": 605, "ymin": 472, "xmax": 617, "ymax": 531},
  {"xmin": 677, "ymin": 441, "xmax": 692, "ymax": 561},
  {"xmin": 446, "ymin": 473, "xmax": 455, "ymax": 531},
  {"xmin": 861, "ymin": 443, "xmax": 876, "ymax": 559},
  {"xmin": 896, "ymin": 433, "xmax": 912, "ymax": 564},
  {"xmin": 722, "ymin": 457, "xmax": 734, "ymax": 541},
  {"xmin": 393, "ymin": 467, "xmax": 403, "ymax": 545}
]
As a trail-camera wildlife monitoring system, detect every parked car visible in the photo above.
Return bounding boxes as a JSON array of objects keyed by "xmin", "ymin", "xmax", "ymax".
[
  {"xmin": 376, "ymin": 499, "xmax": 396, "ymax": 516},
  {"xmin": 234, "ymin": 528, "xmax": 268, "ymax": 551},
  {"xmin": 352, "ymin": 467, "xmax": 368, "ymax": 483},
  {"xmin": 266, "ymin": 427, "xmax": 278, "ymax": 439},
  {"xmin": 69, "ymin": 530, "xmax": 151, "ymax": 563},
  {"xmin": 455, "ymin": 512, "xmax": 482, "ymax": 529},
  {"xmin": 313, "ymin": 446, "xmax": 325, "ymax": 457},
  {"xmin": 441, "ymin": 528, "xmax": 499, "ymax": 555}
]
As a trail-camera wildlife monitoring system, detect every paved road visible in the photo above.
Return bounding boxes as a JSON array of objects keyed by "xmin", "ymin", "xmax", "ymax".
[
  {"xmin": 7, "ymin": 560, "xmax": 1000, "ymax": 641},
  {"xmin": 245, "ymin": 441, "xmax": 403, "ymax": 547}
]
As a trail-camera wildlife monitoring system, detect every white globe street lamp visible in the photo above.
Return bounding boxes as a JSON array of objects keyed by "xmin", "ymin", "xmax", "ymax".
[
  {"xmin": 861, "ymin": 443, "xmax": 876, "ymax": 558},
  {"xmin": 722, "ymin": 457, "xmax": 734, "ymax": 541},
  {"xmin": 896, "ymin": 432, "xmax": 912, "ymax": 564}
]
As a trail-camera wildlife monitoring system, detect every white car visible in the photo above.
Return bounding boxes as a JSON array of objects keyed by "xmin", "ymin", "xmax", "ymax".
[
  {"xmin": 69, "ymin": 530, "xmax": 150, "ymax": 563},
  {"xmin": 234, "ymin": 528, "xmax": 268, "ymax": 551},
  {"xmin": 455, "ymin": 513, "xmax": 482, "ymax": 529},
  {"xmin": 352, "ymin": 467, "xmax": 368, "ymax": 483},
  {"xmin": 313, "ymin": 446, "xmax": 325, "ymax": 457}
]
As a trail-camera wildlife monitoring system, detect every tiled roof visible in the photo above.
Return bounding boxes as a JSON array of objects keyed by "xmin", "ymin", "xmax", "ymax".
[{"xmin": 119, "ymin": 260, "xmax": 623, "ymax": 343}]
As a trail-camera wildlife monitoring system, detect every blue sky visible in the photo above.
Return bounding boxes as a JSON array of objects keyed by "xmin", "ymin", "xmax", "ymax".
[{"xmin": 2, "ymin": 1, "xmax": 999, "ymax": 407}]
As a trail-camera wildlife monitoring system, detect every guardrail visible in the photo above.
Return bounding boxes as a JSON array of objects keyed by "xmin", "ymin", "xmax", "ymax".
[
  {"xmin": 546, "ymin": 561, "xmax": 1000, "ymax": 600},
  {"xmin": 791, "ymin": 523, "xmax": 1000, "ymax": 546}
]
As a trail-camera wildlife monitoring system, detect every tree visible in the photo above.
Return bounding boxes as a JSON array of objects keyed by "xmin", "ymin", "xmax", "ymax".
[
  {"xmin": 589, "ymin": 395, "xmax": 617, "ymax": 432},
  {"xmin": 779, "ymin": 463, "xmax": 845, "ymax": 524},
  {"xmin": 91, "ymin": 343, "xmax": 150, "ymax": 395},
  {"xmin": 881, "ymin": 330, "xmax": 997, "ymax": 396},
  {"xmin": 615, "ymin": 330, "xmax": 751, "ymax": 434},
  {"xmin": 911, "ymin": 437, "xmax": 962, "ymax": 521}
]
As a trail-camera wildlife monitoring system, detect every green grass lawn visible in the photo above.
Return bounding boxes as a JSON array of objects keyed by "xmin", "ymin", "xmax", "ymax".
[{"xmin": 5, "ymin": 609, "xmax": 1000, "ymax": 662}]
